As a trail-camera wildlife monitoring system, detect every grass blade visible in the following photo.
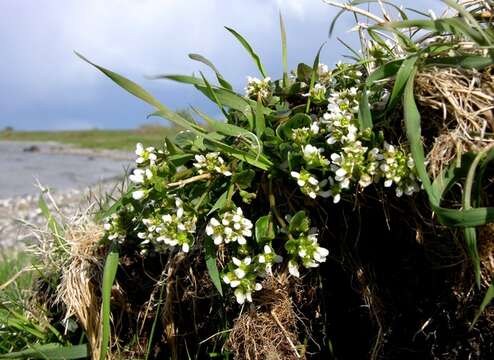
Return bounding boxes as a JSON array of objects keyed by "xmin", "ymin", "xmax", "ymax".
[
  {"xmin": 358, "ymin": 87, "xmax": 372, "ymax": 129},
  {"xmin": 386, "ymin": 55, "xmax": 418, "ymax": 112},
  {"xmin": 100, "ymin": 248, "xmax": 119, "ymax": 360},
  {"xmin": 279, "ymin": 13, "xmax": 288, "ymax": 88},
  {"xmin": 189, "ymin": 53, "xmax": 233, "ymax": 90},
  {"xmin": 0, "ymin": 343, "xmax": 88, "ymax": 359},
  {"xmin": 305, "ymin": 43, "xmax": 325, "ymax": 113},
  {"xmin": 255, "ymin": 96, "xmax": 266, "ymax": 138},
  {"xmin": 225, "ymin": 27, "xmax": 267, "ymax": 78},
  {"xmin": 205, "ymin": 236, "xmax": 223, "ymax": 296},
  {"xmin": 471, "ymin": 279, "xmax": 494, "ymax": 329}
]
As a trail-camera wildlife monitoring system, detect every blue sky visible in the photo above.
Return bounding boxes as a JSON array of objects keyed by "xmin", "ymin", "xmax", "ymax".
[{"xmin": 0, "ymin": 0, "xmax": 444, "ymax": 130}]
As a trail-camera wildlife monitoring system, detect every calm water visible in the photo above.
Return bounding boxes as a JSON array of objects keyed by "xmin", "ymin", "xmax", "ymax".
[{"xmin": 0, "ymin": 141, "xmax": 131, "ymax": 198}]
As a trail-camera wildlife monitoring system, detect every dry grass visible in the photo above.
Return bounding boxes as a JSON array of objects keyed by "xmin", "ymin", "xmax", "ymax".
[
  {"xmin": 54, "ymin": 222, "xmax": 105, "ymax": 359},
  {"xmin": 226, "ymin": 275, "xmax": 303, "ymax": 360},
  {"xmin": 416, "ymin": 66, "xmax": 494, "ymax": 176}
]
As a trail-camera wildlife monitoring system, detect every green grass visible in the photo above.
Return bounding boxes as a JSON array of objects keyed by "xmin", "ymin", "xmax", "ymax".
[{"xmin": 0, "ymin": 125, "xmax": 178, "ymax": 151}]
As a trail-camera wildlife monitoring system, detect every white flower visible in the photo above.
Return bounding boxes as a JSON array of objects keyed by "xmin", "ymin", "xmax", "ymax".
[
  {"xmin": 291, "ymin": 169, "xmax": 321, "ymax": 199},
  {"xmin": 234, "ymin": 288, "xmax": 247, "ymax": 304},
  {"xmin": 134, "ymin": 143, "xmax": 158, "ymax": 165},
  {"xmin": 288, "ymin": 260, "xmax": 300, "ymax": 277},
  {"xmin": 245, "ymin": 76, "xmax": 271, "ymax": 100},
  {"xmin": 206, "ymin": 208, "xmax": 253, "ymax": 245},
  {"xmin": 132, "ymin": 190, "xmax": 146, "ymax": 200},
  {"xmin": 193, "ymin": 152, "xmax": 232, "ymax": 176}
]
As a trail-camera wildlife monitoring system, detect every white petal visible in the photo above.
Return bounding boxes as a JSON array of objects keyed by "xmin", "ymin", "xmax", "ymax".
[
  {"xmin": 288, "ymin": 260, "xmax": 300, "ymax": 278},
  {"xmin": 234, "ymin": 268, "xmax": 246, "ymax": 279},
  {"xmin": 246, "ymin": 292, "xmax": 253, "ymax": 303},
  {"xmin": 232, "ymin": 257, "xmax": 241, "ymax": 266},
  {"xmin": 132, "ymin": 190, "xmax": 145, "ymax": 200},
  {"xmin": 234, "ymin": 289, "xmax": 246, "ymax": 304},
  {"xmin": 213, "ymin": 235, "xmax": 223, "ymax": 245}
]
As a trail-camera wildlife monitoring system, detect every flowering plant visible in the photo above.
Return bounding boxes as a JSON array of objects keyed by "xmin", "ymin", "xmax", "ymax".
[{"xmin": 84, "ymin": 21, "xmax": 421, "ymax": 305}]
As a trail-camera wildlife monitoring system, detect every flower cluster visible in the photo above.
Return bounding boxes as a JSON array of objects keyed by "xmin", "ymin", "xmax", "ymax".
[
  {"xmin": 306, "ymin": 83, "xmax": 327, "ymax": 104},
  {"xmin": 223, "ymin": 256, "xmax": 263, "ymax": 304},
  {"xmin": 138, "ymin": 197, "xmax": 197, "ymax": 253},
  {"xmin": 285, "ymin": 230, "xmax": 329, "ymax": 278},
  {"xmin": 129, "ymin": 143, "xmax": 170, "ymax": 200},
  {"xmin": 135, "ymin": 143, "xmax": 158, "ymax": 165},
  {"xmin": 317, "ymin": 63, "xmax": 332, "ymax": 85},
  {"xmin": 323, "ymin": 88, "xmax": 360, "ymax": 145},
  {"xmin": 289, "ymin": 76, "xmax": 419, "ymax": 203},
  {"xmin": 104, "ymin": 213, "xmax": 127, "ymax": 244},
  {"xmin": 290, "ymin": 169, "xmax": 322, "ymax": 199},
  {"xmin": 193, "ymin": 152, "xmax": 232, "ymax": 176},
  {"xmin": 257, "ymin": 244, "xmax": 283, "ymax": 274},
  {"xmin": 206, "ymin": 208, "xmax": 253, "ymax": 245},
  {"xmin": 380, "ymin": 142, "xmax": 420, "ymax": 197},
  {"xmin": 244, "ymin": 76, "xmax": 272, "ymax": 101},
  {"xmin": 302, "ymin": 144, "xmax": 330, "ymax": 168}
]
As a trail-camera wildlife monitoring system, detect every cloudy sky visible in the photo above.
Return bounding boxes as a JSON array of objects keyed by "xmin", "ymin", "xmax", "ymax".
[{"xmin": 0, "ymin": 0, "xmax": 444, "ymax": 130}]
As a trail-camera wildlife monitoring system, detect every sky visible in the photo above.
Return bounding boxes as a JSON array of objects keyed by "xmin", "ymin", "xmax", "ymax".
[{"xmin": 0, "ymin": 0, "xmax": 445, "ymax": 131}]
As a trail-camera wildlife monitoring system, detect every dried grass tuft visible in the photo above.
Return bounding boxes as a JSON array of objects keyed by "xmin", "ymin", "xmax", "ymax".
[
  {"xmin": 226, "ymin": 275, "xmax": 303, "ymax": 360},
  {"xmin": 415, "ymin": 66, "xmax": 494, "ymax": 176},
  {"xmin": 54, "ymin": 221, "xmax": 105, "ymax": 359}
]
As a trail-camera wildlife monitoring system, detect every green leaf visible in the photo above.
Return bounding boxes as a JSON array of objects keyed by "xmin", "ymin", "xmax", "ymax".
[
  {"xmin": 205, "ymin": 236, "xmax": 223, "ymax": 296},
  {"xmin": 366, "ymin": 59, "xmax": 404, "ymax": 85},
  {"xmin": 191, "ymin": 107, "xmax": 261, "ymax": 150},
  {"xmin": 296, "ymin": 63, "xmax": 312, "ymax": 83},
  {"xmin": 208, "ymin": 190, "xmax": 229, "ymax": 215},
  {"xmin": 76, "ymin": 52, "xmax": 207, "ymax": 135},
  {"xmin": 200, "ymin": 71, "xmax": 229, "ymax": 118},
  {"xmin": 277, "ymin": 113, "xmax": 311, "ymax": 140},
  {"xmin": 305, "ymin": 43, "xmax": 325, "ymax": 113},
  {"xmin": 225, "ymin": 26, "xmax": 267, "ymax": 78},
  {"xmin": 358, "ymin": 88, "xmax": 372, "ymax": 129},
  {"xmin": 471, "ymin": 278, "xmax": 494, "ymax": 329},
  {"xmin": 189, "ymin": 53, "xmax": 233, "ymax": 90},
  {"xmin": 155, "ymin": 74, "xmax": 206, "ymax": 86},
  {"xmin": 380, "ymin": 18, "xmax": 489, "ymax": 46},
  {"xmin": 0, "ymin": 343, "xmax": 88, "ymax": 359},
  {"xmin": 463, "ymin": 147, "xmax": 494, "ymax": 287},
  {"xmin": 386, "ymin": 55, "xmax": 418, "ymax": 112},
  {"xmin": 279, "ymin": 13, "xmax": 288, "ymax": 88},
  {"xmin": 202, "ymin": 137, "xmax": 272, "ymax": 171},
  {"xmin": 38, "ymin": 193, "xmax": 64, "ymax": 242},
  {"xmin": 100, "ymin": 247, "xmax": 119, "ymax": 360},
  {"xmin": 255, "ymin": 96, "xmax": 266, "ymax": 137},
  {"xmin": 255, "ymin": 214, "xmax": 276, "ymax": 243},
  {"xmin": 425, "ymin": 55, "xmax": 494, "ymax": 70},
  {"xmin": 168, "ymin": 153, "xmax": 194, "ymax": 167},
  {"xmin": 288, "ymin": 211, "xmax": 310, "ymax": 234},
  {"xmin": 232, "ymin": 169, "xmax": 256, "ymax": 189},
  {"xmin": 195, "ymin": 85, "xmax": 253, "ymax": 114}
]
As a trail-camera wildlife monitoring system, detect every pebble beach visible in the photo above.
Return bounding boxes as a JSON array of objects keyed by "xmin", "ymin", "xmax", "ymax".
[{"xmin": 0, "ymin": 141, "xmax": 132, "ymax": 249}]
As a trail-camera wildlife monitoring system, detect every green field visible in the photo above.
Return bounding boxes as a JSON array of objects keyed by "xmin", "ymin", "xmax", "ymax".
[{"xmin": 0, "ymin": 125, "xmax": 177, "ymax": 151}]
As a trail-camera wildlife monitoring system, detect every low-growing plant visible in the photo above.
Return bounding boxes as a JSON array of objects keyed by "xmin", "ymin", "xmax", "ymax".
[
  {"xmin": 74, "ymin": 1, "xmax": 494, "ymax": 357},
  {"xmin": 3, "ymin": 1, "xmax": 493, "ymax": 359}
]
